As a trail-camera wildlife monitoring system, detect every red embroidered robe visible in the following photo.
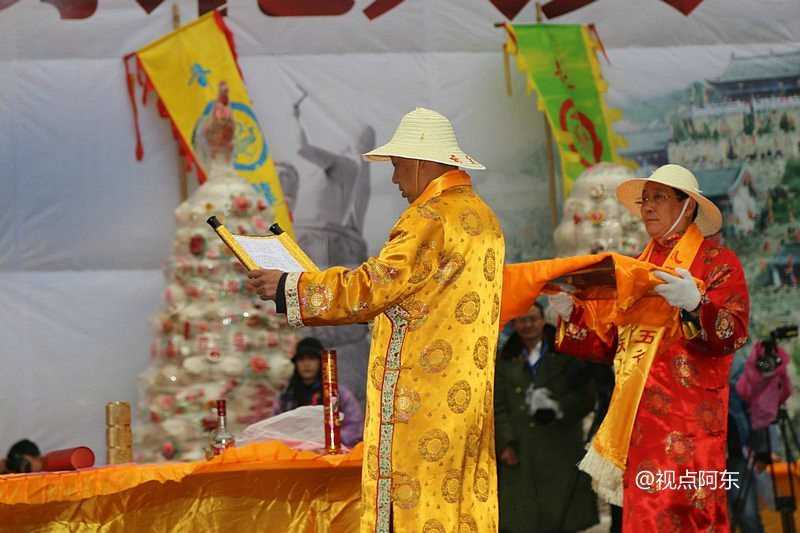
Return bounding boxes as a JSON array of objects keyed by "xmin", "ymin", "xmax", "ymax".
[{"xmin": 557, "ymin": 232, "xmax": 749, "ymax": 532}]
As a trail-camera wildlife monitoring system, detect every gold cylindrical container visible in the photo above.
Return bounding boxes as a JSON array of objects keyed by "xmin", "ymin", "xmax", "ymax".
[
  {"xmin": 106, "ymin": 401, "xmax": 133, "ymax": 465},
  {"xmin": 106, "ymin": 426, "xmax": 132, "ymax": 448},
  {"xmin": 106, "ymin": 447, "xmax": 133, "ymax": 465},
  {"xmin": 106, "ymin": 401, "xmax": 132, "ymax": 425}
]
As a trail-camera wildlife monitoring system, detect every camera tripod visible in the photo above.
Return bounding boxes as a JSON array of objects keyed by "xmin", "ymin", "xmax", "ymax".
[{"xmin": 733, "ymin": 407, "xmax": 800, "ymax": 533}]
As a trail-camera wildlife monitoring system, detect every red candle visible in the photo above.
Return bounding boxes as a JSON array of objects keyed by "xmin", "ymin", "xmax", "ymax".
[
  {"xmin": 321, "ymin": 349, "xmax": 342, "ymax": 454},
  {"xmin": 42, "ymin": 447, "xmax": 95, "ymax": 471}
]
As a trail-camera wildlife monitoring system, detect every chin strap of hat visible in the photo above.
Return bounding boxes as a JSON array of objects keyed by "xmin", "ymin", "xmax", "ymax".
[
  {"xmin": 414, "ymin": 159, "xmax": 420, "ymax": 198},
  {"xmin": 664, "ymin": 198, "xmax": 691, "ymax": 238}
]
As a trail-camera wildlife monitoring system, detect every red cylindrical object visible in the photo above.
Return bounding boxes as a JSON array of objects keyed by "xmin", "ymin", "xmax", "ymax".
[
  {"xmin": 321, "ymin": 349, "xmax": 342, "ymax": 454},
  {"xmin": 42, "ymin": 447, "xmax": 95, "ymax": 471}
]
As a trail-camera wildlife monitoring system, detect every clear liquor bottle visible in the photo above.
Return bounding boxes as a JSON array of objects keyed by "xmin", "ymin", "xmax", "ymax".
[{"xmin": 209, "ymin": 399, "xmax": 235, "ymax": 456}]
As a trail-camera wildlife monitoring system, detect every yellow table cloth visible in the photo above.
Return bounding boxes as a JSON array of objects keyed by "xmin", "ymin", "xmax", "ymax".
[{"xmin": 0, "ymin": 441, "xmax": 362, "ymax": 532}]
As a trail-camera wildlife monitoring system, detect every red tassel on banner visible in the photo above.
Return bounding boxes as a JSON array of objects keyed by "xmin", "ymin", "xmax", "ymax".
[
  {"xmin": 134, "ymin": 57, "xmax": 153, "ymax": 107},
  {"xmin": 123, "ymin": 55, "xmax": 145, "ymax": 161},
  {"xmin": 587, "ymin": 23, "xmax": 609, "ymax": 64},
  {"xmin": 127, "ymin": 52, "xmax": 206, "ymax": 185}
]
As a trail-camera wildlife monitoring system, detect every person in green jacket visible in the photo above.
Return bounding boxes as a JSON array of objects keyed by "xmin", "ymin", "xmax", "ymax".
[{"xmin": 494, "ymin": 301, "xmax": 599, "ymax": 532}]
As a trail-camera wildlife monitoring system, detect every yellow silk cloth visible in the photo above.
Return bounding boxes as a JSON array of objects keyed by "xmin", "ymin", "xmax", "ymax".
[
  {"xmin": 501, "ymin": 249, "xmax": 704, "ymax": 338},
  {"xmin": 0, "ymin": 441, "xmax": 362, "ymax": 531},
  {"xmin": 580, "ymin": 322, "xmax": 670, "ymax": 506}
]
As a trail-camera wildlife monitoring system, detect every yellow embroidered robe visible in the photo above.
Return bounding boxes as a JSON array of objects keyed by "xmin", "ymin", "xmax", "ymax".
[{"xmin": 284, "ymin": 170, "xmax": 504, "ymax": 533}]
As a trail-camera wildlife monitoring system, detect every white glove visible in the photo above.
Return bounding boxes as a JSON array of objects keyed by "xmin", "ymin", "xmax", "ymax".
[
  {"xmin": 653, "ymin": 268, "xmax": 701, "ymax": 312},
  {"xmin": 524, "ymin": 385, "xmax": 563, "ymax": 419},
  {"xmin": 547, "ymin": 292, "xmax": 574, "ymax": 321}
]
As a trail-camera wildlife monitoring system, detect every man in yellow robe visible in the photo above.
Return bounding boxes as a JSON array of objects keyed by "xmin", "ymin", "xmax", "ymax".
[{"xmin": 248, "ymin": 107, "xmax": 504, "ymax": 533}]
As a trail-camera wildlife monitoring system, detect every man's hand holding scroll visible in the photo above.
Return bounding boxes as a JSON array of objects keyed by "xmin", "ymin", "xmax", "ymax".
[{"xmin": 247, "ymin": 269, "xmax": 285, "ymax": 301}]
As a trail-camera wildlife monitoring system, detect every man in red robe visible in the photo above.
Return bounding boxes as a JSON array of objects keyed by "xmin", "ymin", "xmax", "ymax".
[{"xmin": 548, "ymin": 164, "xmax": 749, "ymax": 531}]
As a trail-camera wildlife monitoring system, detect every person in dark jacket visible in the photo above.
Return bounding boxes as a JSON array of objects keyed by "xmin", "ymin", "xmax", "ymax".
[
  {"xmin": 1, "ymin": 439, "xmax": 42, "ymax": 474},
  {"xmin": 272, "ymin": 337, "xmax": 364, "ymax": 447},
  {"xmin": 727, "ymin": 352, "xmax": 766, "ymax": 533},
  {"xmin": 494, "ymin": 301, "xmax": 599, "ymax": 532}
]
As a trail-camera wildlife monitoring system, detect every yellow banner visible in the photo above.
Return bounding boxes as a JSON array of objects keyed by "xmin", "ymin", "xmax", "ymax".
[{"xmin": 134, "ymin": 11, "xmax": 293, "ymax": 237}]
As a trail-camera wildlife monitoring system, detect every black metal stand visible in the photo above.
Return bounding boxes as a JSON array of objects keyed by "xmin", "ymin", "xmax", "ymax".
[
  {"xmin": 772, "ymin": 408, "xmax": 799, "ymax": 533},
  {"xmin": 733, "ymin": 408, "xmax": 799, "ymax": 533}
]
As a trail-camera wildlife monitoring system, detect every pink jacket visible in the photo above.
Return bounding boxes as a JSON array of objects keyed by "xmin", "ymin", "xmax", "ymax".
[{"xmin": 735, "ymin": 340, "xmax": 792, "ymax": 430}]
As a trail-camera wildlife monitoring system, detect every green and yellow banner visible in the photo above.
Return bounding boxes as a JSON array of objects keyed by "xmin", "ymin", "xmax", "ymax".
[
  {"xmin": 128, "ymin": 11, "xmax": 293, "ymax": 237},
  {"xmin": 504, "ymin": 24, "xmax": 634, "ymax": 196}
]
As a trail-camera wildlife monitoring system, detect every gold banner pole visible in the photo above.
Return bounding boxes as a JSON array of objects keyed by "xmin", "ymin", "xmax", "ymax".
[
  {"xmin": 535, "ymin": 2, "xmax": 560, "ymax": 233},
  {"xmin": 173, "ymin": 3, "xmax": 188, "ymax": 203}
]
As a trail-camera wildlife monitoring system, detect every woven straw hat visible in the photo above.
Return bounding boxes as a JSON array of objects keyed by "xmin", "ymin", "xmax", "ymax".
[
  {"xmin": 363, "ymin": 107, "xmax": 485, "ymax": 170},
  {"xmin": 616, "ymin": 164, "xmax": 722, "ymax": 236}
]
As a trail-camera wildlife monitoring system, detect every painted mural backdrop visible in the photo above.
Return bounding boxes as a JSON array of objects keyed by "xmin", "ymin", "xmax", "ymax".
[{"xmin": 606, "ymin": 45, "xmax": 800, "ymax": 412}]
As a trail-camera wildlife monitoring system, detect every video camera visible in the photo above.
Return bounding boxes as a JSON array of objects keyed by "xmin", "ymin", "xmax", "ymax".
[{"xmin": 755, "ymin": 325, "xmax": 798, "ymax": 376}]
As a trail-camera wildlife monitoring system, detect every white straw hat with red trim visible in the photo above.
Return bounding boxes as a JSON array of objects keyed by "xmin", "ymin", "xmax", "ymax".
[
  {"xmin": 363, "ymin": 107, "xmax": 485, "ymax": 170},
  {"xmin": 616, "ymin": 164, "xmax": 723, "ymax": 236}
]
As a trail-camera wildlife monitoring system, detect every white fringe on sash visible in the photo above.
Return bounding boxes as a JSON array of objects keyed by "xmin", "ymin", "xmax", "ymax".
[{"xmin": 578, "ymin": 445, "xmax": 624, "ymax": 507}]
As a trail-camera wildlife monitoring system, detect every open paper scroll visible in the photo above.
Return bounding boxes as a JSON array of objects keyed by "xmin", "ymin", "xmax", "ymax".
[{"xmin": 207, "ymin": 216, "xmax": 318, "ymax": 272}]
